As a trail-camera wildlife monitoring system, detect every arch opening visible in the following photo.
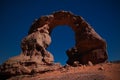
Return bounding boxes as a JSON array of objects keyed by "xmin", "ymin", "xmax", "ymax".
[{"xmin": 47, "ymin": 25, "xmax": 75, "ymax": 65}]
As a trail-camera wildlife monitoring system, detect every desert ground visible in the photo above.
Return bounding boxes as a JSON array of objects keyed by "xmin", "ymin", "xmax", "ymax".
[{"xmin": 8, "ymin": 62, "xmax": 120, "ymax": 80}]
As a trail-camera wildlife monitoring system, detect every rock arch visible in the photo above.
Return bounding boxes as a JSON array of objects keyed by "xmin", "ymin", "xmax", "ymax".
[
  {"xmin": 0, "ymin": 11, "xmax": 108, "ymax": 78},
  {"xmin": 22, "ymin": 11, "xmax": 108, "ymax": 65}
]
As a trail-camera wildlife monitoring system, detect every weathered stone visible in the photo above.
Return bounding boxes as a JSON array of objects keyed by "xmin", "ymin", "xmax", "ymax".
[
  {"xmin": 0, "ymin": 11, "xmax": 108, "ymax": 79},
  {"xmin": 98, "ymin": 67, "xmax": 104, "ymax": 70},
  {"xmin": 73, "ymin": 61, "xmax": 80, "ymax": 67},
  {"xmin": 88, "ymin": 61, "xmax": 93, "ymax": 66},
  {"xmin": 23, "ymin": 10, "xmax": 108, "ymax": 65},
  {"xmin": 27, "ymin": 11, "xmax": 108, "ymax": 65}
]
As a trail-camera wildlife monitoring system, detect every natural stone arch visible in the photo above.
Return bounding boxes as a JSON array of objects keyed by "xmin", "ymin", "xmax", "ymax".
[
  {"xmin": 22, "ymin": 10, "xmax": 108, "ymax": 65},
  {"xmin": 0, "ymin": 11, "xmax": 108, "ymax": 78}
]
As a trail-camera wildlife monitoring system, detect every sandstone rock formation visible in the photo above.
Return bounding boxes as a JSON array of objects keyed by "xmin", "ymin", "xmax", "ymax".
[{"xmin": 0, "ymin": 11, "xmax": 108, "ymax": 79}]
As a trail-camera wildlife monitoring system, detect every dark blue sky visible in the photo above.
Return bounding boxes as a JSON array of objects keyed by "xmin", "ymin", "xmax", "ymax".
[{"xmin": 0, "ymin": 0, "xmax": 120, "ymax": 65}]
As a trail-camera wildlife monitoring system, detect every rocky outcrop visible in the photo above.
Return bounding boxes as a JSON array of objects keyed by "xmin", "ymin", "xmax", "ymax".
[
  {"xmin": 0, "ymin": 11, "xmax": 108, "ymax": 79},
  {"xmin": 28, "ymin": 10, "xmax": 108, "ymax": 65}
]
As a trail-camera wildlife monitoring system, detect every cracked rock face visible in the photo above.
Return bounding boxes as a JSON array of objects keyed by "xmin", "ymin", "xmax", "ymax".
[{"xmin": 0, "ymin": 11, "xmax": 108, "ymax": 79}]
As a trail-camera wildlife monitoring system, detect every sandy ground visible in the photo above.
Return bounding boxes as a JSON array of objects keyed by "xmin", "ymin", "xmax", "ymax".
[{"xmin": 8, "ymin": 62, "xmax": 120, "ymax": 80}]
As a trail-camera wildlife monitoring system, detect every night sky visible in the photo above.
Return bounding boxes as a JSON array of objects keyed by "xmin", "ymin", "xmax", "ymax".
[{"xmin": 0, "ymin": 0, "xmax": 120, "ymax": 65}]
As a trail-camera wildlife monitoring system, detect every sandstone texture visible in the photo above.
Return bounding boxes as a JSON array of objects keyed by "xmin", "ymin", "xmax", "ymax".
[
  {"xmin": 0, "ymin": 11, "xmax": 108, "ymax": 79},
  {"xmin": 28, "ymin": 10, "xmax": 108, "ymax": 65},
  {"xmin": 6, "ymin": 62, "xmax": 120, "ymax": 80}
]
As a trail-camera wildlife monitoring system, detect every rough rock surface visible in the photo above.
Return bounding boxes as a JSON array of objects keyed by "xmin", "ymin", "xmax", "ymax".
[
  {"xmin": 6, "ymin": 62, "xmax": 120, "ymax": 80},
  {"xmin": 0, "ymin": 11, "xmax": 108, "ymax": 79},
  {"xmin": 28, "ymin": 10, "xmax": 108, "ymax": 65}
]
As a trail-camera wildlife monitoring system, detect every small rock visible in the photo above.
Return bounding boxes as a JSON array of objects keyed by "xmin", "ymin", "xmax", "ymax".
[
  {"xmin": 82, "ymin": 65, "xmax": 86, "ymax": 69},
  {"xmin": 88, "ymin": 61, "xmax": 93, "ymax": 66},
  {"xmin": 73, "ymin": 61, "xmax": 79, "ymax": 67},
  {"xmin": 98, "ymin": 67, "xmax": 104, "ymax": 70}
]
